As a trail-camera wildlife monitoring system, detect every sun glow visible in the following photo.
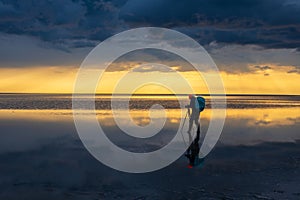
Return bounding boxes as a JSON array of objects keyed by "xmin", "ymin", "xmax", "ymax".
[{"xmin": 0, "ymin": 65, "xmax": 299, "ymax": 94}]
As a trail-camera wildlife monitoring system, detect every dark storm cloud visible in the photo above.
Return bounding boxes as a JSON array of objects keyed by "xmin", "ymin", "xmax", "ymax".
[
  {"xmin": 0, "ymin": 0, "xmax": 127, "ymax": 49},
  {"xmin": 120, "ymin": 0, "xmax": 300, "ymax": 27},
  {"xmin": 0, "ymin": 0, "xmax": 299, "ymax": 50},
  {"xmin": 0, "ymin": 1, "xmax": 14, "ymax": 16},
  {"xmin": 119, "ymin": 0, "xmax": 300, "ymax": 49},
  {"xmin": 0, "ymin": 0, "xmax": 300, "ymax": 70}
]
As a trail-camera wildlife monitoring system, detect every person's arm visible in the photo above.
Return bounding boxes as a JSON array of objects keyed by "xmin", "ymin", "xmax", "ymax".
[
  {"xmin": 186, "ymin": 98, "xmax": 194, "ymax": 115},
  {"xmin": 185, "ymin": 99, "xmax": 191, "ymax": 108}
]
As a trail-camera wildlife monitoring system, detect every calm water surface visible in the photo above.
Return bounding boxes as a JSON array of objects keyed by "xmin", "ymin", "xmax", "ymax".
[{"xmin": 0, "ymin": 94, "xmax": 300, "ymax": 199}]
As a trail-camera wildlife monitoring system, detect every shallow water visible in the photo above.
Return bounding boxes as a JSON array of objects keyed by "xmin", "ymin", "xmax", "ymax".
[{"xmin": 0, "ymin": 94, "xmax": 300, "ymax": 199}]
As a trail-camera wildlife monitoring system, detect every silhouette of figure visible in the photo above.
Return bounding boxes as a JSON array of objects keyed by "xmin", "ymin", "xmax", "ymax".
[
  {"xmin": 186, "ymin": 94, "xmax": 200, "ymax": 134},
  {"xmin": 185, "ymin": 125, "xmax": 201, "ymax": 167}
]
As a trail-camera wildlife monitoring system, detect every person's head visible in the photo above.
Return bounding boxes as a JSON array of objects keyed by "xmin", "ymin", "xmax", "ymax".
[{"xmin": 188, "ymin": 94, "xmax": 194, "ymax": 99}]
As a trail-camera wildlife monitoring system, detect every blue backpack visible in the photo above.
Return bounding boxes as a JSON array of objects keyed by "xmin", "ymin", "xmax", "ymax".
[{"xmin": 195, "ymin": 96, "xmax": 205, "ymax": 112}]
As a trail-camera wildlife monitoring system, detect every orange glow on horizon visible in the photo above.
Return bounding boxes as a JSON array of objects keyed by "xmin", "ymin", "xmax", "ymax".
[{"xmin": 0, "ymin": 66, "xmax": 299, "ymax": 94}]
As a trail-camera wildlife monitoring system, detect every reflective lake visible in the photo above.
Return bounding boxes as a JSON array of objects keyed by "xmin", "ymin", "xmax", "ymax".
[{"xmin": 0, "ymin": 94, "xmax": 300, "ymax": 199}]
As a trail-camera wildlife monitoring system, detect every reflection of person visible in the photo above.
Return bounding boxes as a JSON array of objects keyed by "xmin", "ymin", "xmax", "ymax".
[
  {"xmin": 185, "ymin": 125, "xmax": 201, "ymax": 167},
  {"xmin": 185, "ymin": 94, "xmax": 200, "ymax": 134}
]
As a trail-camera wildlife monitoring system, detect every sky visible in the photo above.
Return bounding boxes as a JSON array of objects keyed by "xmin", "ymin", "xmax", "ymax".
[{"xmin": 0, "ymin": 0, "xmax": 299, "ymax": 94}]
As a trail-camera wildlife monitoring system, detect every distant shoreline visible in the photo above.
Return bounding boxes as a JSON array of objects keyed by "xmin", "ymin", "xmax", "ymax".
[{"xmin": 0, "ymin": 93, "xmax": 300, "ymax": 97}]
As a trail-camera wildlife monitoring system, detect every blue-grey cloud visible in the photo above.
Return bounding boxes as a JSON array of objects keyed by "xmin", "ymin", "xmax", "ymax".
[
  {"xmin": 0, "ymin": 33, "xmax": 90, "ymax": 67},
  {"xmin": 120, "ymin": 0, "xmax": 300, "ymax": 27},
  {"xmin": 254, "ymin": 65, "xmax": 271, "ymax": 71},
  {"xmin": 254, "ymin": 65, "xmax": 271, "ymax": 76},
  {"xmin": 106, "ymin": 48, "xmax": 195, "ymax": 72},
  {"xmin": 119, "ymin": 0, "xmax": 300, "ymax": 49},
  {"xmin": 0, "ymin": 0, "xmax": 299, "ymax": 50},
  {"xmin": 0, "ymin": 0, "xmax": 127, "ymax": 49},
  {"xmin": 131, "ymin": 64, "xmax": 174, "ymax": 73},
  {"xmin": 0, "ymin": 0, "xmax": 300, "ymax": 72}
]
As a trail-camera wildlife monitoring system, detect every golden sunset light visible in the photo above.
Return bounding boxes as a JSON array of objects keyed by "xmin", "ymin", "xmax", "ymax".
[{"xmin": 0, "ymin": 65, "xmax": 299, "ymax": 94}]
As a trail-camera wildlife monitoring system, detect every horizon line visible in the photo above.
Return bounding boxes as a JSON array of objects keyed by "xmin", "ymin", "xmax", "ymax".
[{"xmin": 0, "ymin": 92, "xmax": 300, "ymax": 96}]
